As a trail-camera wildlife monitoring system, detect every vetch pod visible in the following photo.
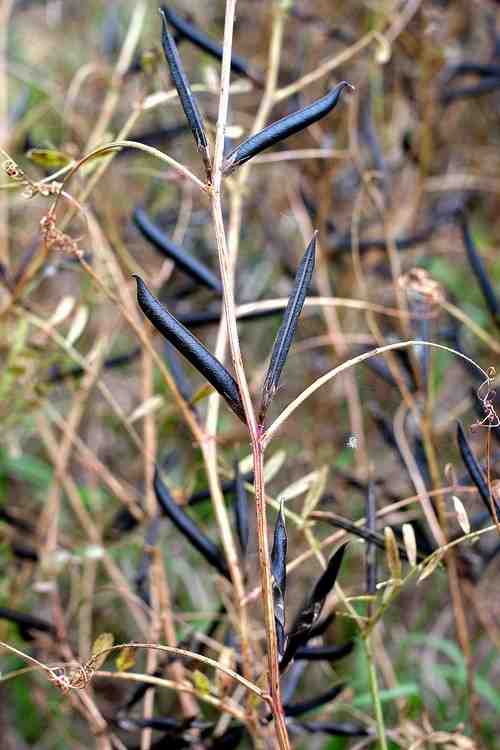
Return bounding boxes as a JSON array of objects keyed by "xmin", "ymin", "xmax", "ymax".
[
  {"xmin": 283, "ymin": 684, "xmax": 344, "ymax": 717},
  {"xmin": 159, "ymin": 8, "xmax": 211, "ymax": 177},
  {"xmin": 134, "ymin": 276, "xmax": 246, "ymax": 422},
  {"xmin": 457, "ymin": 421, "xmax": 500, "ymax": 521},
  {"xmin": 294, "ymin": 641, "xmax": 354, "ymax": 662},
  {"xmin": 154, "ymin": 467, "xmax": 230, "ymax": 579},
  {"xmin": 280, "ymin": 543, "xmax": 348, "ymax": 671},
  {"xmin": 160, "ymin": 5, "xmax": 260, "ymax": 85},
  {"xmin": 459, "ymin": 213, "xmax": 499, "ymax": 325},
  {"xmin": 233, "ymin": 461, "xmax": 249, "ymax": 556},
  {"xmin": 133, "ymin": 207, "xmax": 222, "ymax": 295},
  {"xmin": 271, "ymin": 500, "xmax": 288, "ymax": 657},
  {"xmin": 260, "ymin": 234, "xmax": 316, "ymax": 422},
  {"xmin": 222, "ymin": 82, "xmax": 353, "ymax": 174},
  {"xmin": 291, "ymin": 720, "xmax": 369, "ymax": 738}
]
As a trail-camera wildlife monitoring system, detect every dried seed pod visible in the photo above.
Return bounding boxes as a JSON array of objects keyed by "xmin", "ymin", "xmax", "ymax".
[
  {"xmin": 260, "ymin": 234, "xmax": 316, "ymax": 422},
  {"xmin": 284, "ymin": 684, "xmax": 344, "ymax": 717},
  {"xmin": 280, "ymin": 543, "xmax": 347, "ymax": 671},
  {"xmin": 292, "ymin": 720, "xmax": 369, "ymax": 738},
  {"xmin": 271, "ymin": 500, "xmax": 288, "ymax": 657},
  {"xmin": 222, "ymin": 82, "xmax": 353, "ymax": 174},
  {"xmin": 159, "ymin": 8, "xmax": 211, "ymax": 177},
  {"xmin": 188, "ymin": 470, "xmax": 254, "ymax": 506},
  {"xmin": 459, "ymin": 213, "xmax": 499, "ymax": 325},
  {"xmin": 163, "ymin": 341, "xmax": 194, "ymax": 405},
  {"xmin": 457, "ymin": 421, "xmax": 500, "ymax": 521},
  {"xmin": 233, "ymin": 461, "xmax": 249, "ymax": 556},
  {"xmin": 0, "ymin": 607, "xmax": 56, "ymax": 639},
  {"xmin": 134, "ymin": 276, "xmax": 245, "ymax": 422},
  {"xmin": 154, "ymin": 467, "xmax": 230, "ymax": 579},
  {"xmin": 442, "ymin": 77, "xmax": 500, "ymax": 104},
  {"xmin": 160, "ymin": 5, "xmax": 260, "ymax": 85},
  {"xmin": 133, "ymin": 207, "xmax": 222, "ymax": 295},
  {"xmin": 294, "ymin": 641, "xmax": 354, "ymax": 662},
  {"xmin": 47, "ymin": 346, "xmax": 141, "ymax": 383},
  {"xmin": 177, "ymin": 304, "xmax": 284, "ymax": 330},
  {"xmin": 365, "ymin": 481, "xmax": 377, "ymax": 595}
]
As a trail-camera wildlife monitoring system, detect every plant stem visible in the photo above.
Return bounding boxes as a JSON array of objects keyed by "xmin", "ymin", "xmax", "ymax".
[{"xmin": 363, "ymin": 632, "xmax": 389, "ymax": 750}]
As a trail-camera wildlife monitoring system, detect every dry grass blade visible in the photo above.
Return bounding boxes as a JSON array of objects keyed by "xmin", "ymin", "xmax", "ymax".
[
  {"xmin": 260, "ymin": 233, "xmax": 316, "ymax": 422},
  {"xmin": 134, "ymin": 276, "xmax": 246, "ymax": 422},
  {"xmin": 222, "ymin": 82, "xmax": 353, "ymax": 174},
  {"xmin": 159, "ymin": 8, "xmax": 211, "ymax": 178},
  {"xmin": 154, "ymin": 467, "xmax": 230, "ymax": 580}
]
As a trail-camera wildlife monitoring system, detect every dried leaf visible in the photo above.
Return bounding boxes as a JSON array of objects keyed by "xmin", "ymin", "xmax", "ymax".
[
  {"xmin": 402, "ymin": 523, "xmax": 417, "ymax": 567},
  {"xmin": 384, "ymin": 526, "xmax": 401, "ymax": 580},
  {"xmin": 128, "ymin": 395, "xmax": 164, "ymax": 424},
  {"xmin": 192, "ymin": 669, "xmax": 211, "ymax": 695},
  {"xmin": 418, "ymin": 551, "xmax": 444, "ymax": 583},
  {"xmin": 115, "ymin": 646, "xmax": 136, "ymax": 672},
  {"xmin": 26, "ymin": 148, "xmax": 71, "ymax": 169},
  {"xmin": 66, "ymin": 306, "xmax": 89, "ymax": 347},
  {"xmin": 90, "ymin": 632, "xmax": 114, "ymax": 669},
  {"xmin": 302, "ymin": 465, "xmax": 328, "ymax": 520},
  {"xmin": 263, "ymin": 450, "xmax": 287, "ymax": 483},
  {"xmin": 49, "ymin": 296, "xmax": 75, "ymax": 327},
  {"xmin": 452, "ymin": 495, "xmax": 471, "ymax": 535}
]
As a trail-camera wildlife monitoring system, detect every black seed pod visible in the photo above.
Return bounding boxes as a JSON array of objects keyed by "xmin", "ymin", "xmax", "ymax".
[
  {"xmin": 284, "ymin": 684, "xmax": 344, "ymax": 717},
  {"xmin": 0, "ymin": 607, "xmax": 56, "ymax": 639},
  {"xmin": 160, "ymin": 5, "xmax": 260, "ymax": 85},
  {"xmin": 260, "ymin": 234, "xmax": 316, "ymax": 421},
  {"xmin": 154, "ymin": 467, "xmax": 230, "ymax": 579},
  {"xmin": 457, "ymin": 422, "xmax": 500, "ymax": 521},
  {"xmin": 294, "ymin": 641, "xmax": 354, "ymax": 662},
  {"xmin": 271, "ymin": 500, "xmax": 288, "ymax": 657},
  {"xmin": 459, "ymin": 213, "xmax": 499, "ymax": 325},
  {"xmin": 222, "ymin": 82, "xmax": 353, "ymax": 174},
  {"xmin": 159, "ymin": 8, "xmax": 211, "ymax": 177},
  {"xmin": 292, "ymin": 720, "xmax": 369, "ymax": 738},
  {"xmin": 280, "ymin": 543, "xmax": 347, "ymax": 671},
  {"xmin": 133, "ymin": 207, "xmax": 222, "ymax": 295},
  {"xmin": 134, "ymin": 276, "xmax": 246, "ymax": 422},
  {"xmin": 233, "ymin": 461, "xmax": 249, "ymax": 556}
]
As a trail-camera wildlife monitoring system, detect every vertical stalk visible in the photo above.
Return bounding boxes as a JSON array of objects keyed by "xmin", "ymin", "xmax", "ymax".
[
  {"xmin": 363, "ymin": 632, "xmax": 388, "ymax": 750},
  {"xmin": 209, "ymin": 2, "xmax": 289, "ymax": 746}
]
